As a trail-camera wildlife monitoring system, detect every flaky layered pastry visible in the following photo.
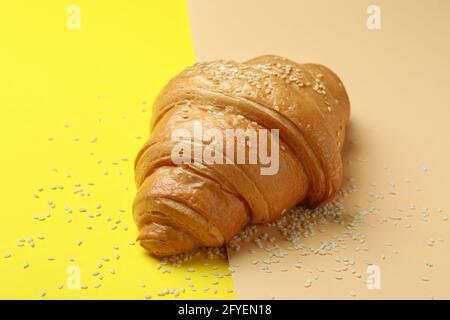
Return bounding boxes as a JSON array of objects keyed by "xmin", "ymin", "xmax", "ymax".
[{"xmin": 133, "ymin": 55, "xmax": 350, "ymax": 257}]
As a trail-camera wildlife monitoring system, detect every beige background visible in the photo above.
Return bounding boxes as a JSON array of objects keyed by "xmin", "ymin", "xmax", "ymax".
[{"xmin": 187, "ymin": 0, "xmax": 450, "ymax": 299}]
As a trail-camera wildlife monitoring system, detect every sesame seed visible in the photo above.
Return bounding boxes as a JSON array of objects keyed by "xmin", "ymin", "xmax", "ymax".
[{"xmin": 304, "ymin": 280, "xmax": 312, "ymax": 288}]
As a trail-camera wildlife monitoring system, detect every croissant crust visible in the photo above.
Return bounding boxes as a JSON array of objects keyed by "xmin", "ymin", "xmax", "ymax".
[{"xmin": 133, "ymin": 55, "xmax": 350, "ymax": 257}]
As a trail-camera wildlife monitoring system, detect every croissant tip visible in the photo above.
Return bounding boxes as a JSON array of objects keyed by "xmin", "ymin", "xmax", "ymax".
[
  {"xmin": 139, "ymin": 239, "xmax": 183, "ymax": 258},
  {"xmin": 136, "ymin": 223, "xmax": 200, "ymax": 257}
]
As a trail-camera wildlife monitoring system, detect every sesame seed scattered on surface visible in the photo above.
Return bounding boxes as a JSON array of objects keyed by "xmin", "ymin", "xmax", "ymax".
[{"xmin": 304, "ymin": 280, "xmax": 312, "ymax": 288}]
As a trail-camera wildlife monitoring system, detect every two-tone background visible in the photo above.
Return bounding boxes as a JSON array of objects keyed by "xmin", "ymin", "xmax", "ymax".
[{"xmin": 1, "ymin": 0, "xmax": 449, "ymax": 299}]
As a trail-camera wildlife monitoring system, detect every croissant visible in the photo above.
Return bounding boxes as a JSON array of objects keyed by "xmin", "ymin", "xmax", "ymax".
[{"xmin": 133, "ymin": 55, "xmax": 350, "ymax": 257}]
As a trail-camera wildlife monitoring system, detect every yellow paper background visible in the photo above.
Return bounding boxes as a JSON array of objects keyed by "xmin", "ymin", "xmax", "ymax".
[{"xmin": 0, "ymin": 0, "xmax": 233, "ymax": 299}]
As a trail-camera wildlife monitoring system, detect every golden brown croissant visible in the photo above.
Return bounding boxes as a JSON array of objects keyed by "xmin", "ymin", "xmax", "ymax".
[{"xmin": 133, "ymin": 55, "xmax": 350, "ymax": 257}]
